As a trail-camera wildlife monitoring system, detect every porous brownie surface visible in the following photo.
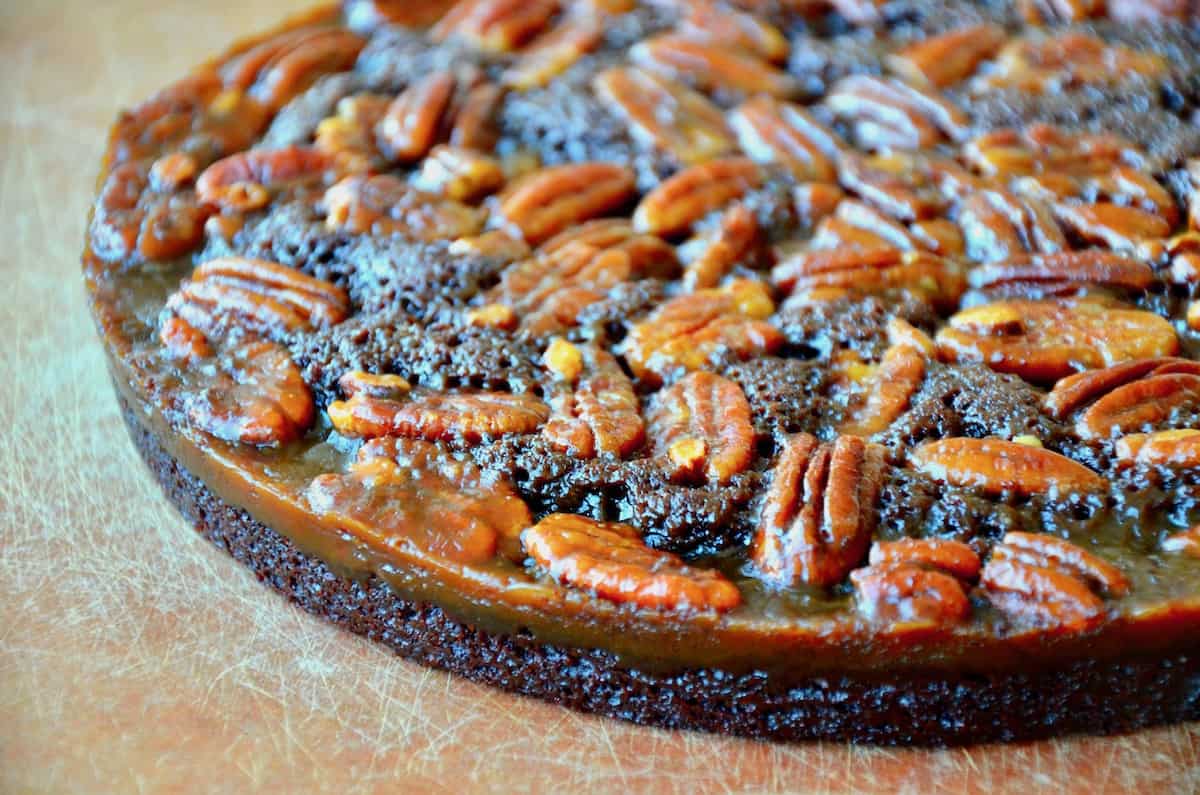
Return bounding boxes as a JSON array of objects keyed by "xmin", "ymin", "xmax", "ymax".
[{"xmin": 84, "ymin": 0, "xmax": 1200, "ymax": 743}]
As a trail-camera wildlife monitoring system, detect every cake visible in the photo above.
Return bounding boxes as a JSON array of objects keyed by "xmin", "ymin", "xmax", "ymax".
[{"xmin": 84, "ymin": 0, "xmax": 1200, "ymax": 745}]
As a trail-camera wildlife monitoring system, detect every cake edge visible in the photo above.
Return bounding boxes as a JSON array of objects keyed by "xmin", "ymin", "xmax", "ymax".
[{"xmin": 116, "ymin": 389, "xmax": 1200, "ymax": 746}]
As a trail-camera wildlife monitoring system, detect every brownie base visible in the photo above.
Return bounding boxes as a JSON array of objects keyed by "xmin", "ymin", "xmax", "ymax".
[{"xmin": 119, "ymin": 396, "xmax": 1200, "ymax": 746}]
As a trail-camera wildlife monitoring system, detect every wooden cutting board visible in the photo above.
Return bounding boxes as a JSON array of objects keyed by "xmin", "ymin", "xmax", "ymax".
[{"xmin": 2, "ymin": 1, "xmax": 1198, "ymax": 791}]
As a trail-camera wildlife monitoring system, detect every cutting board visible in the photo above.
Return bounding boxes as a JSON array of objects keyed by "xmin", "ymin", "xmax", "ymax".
[{"xmin": 2, "ymin": 1, "xmax": 1199, "ymax": 792}]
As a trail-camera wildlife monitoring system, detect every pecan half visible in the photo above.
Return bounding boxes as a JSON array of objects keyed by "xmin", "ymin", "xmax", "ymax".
[
  {"xmin": 542, "ymin": 341, "xmax": 645, "ymax": 459},
  {"xmin": 936, "ymin": 299, "xmax": 1179, "ymax": 384},
  {"xmin": 1053, "ymin": 202, "xmax": 1172, "ymax": 253},
  {"xmin": 166, "ymin": 256, "xmax": 349, "ymax": 339},
  {"xmin": 680, "ymin": 204, "xmax": 763, "ymax": 291},
  {"xmin": 159, "ymin": 316, "xmax": 213, "ymax": 363},
  {"xmin": 967, "ymin": 250, "xmax": 1154, "ymax": 296},
  {"xmin": 328, "ymin": 376, "xmax": 550, "ymax": 444},
  {"xmin": 480, "ymin": 228, "xmax": 679, "ymax": 334},
  {"xmin": 837, "ymin": 153, "xmax": 947, "ymax": 223},
  {"xmin": 222, "ymin": 27, "xmax": 365, "ymax": 112},
  {"xmin": 90, "ymin": 161, "xmax": 212, "ymax": 263},
  {"xmin": 1044, "ymin": 357, "xmax": 1200, "ymax": 419},
  {"xmin": 1116, "ymin": 429, "xmax": 1200, "ymax": 467},
  {"xmin": 307, "ymin": 437, "xmax": 530, "ymax": 565},
  {"xmin": 1076, "ymin": 373, "xmax": 1200, "ymax": 440},
  {"xmin": 648, "ymin": 371, "xmax": 755, "ymax": 485},
  {"xmin": 592, "ymin": 66, "xmax": 734, "ymax": 164},
  {"xmin": 909, "ymin": 438, "xmax": 1107, "ymax": 497},
  {"xmin": 839, "ymin": 340, "xmax": 928, "ymax": 436},
  {"xmin": 972, "ymin": 32, "xmax": 1166, "ymax": 93},
  {"xmin": 622, "ymin": 279, "xmax": 782, "ymax": 385},
  {"xmin": 323, "ymin": 174, "xmax": 485, "ymax": 239},
  {"xmin": 982, "ymin": 531, "xmax": 1128, "ymax": 632},
  {"xmin": 314, "ymin": 93, "xmax": 392, "ymax": 173},
  {"xmin": 825, "ymin": 75, "xmax": 969, "ymax": 150},
  {"xmin": 634, "ymin": 157, "xmax": 763, "ymax": 237},
  {"xmin": 964, "ymin": 125, "xmax": 1145, "ymax": 181},
  {"xmin": 751, "ymin": 434, "xmax": 886, "ymax": 588},
  {"xmin": 676, "ymin": 0, "xmax": 789, "ymax": 63},
  {"xmin": 851, "ymin": 537, "xmax": 980, "ymax": 626},
  {"xmin": 958, "ymin": 190, "xmax": 1066, "ymax": 263},
  {"xmin": 631, "ymin": 33, "xmax": 800, "ymax": 99},
  {"xmin": 196, "ymin": 146, "xmax": 337, "ymax": 212},
  {"xmin": 376, "ymin": 71, "xmax": 457, "ymax": 162},
  {"xmin": 868, "ymin": 537, "xmax": 982, "ymax": 580},
  {"xmin": 449, "ymin": 81, "xmax": 505, "ymax": 153},
  {"xmin": 178, "ymin": 339, "xmax": 314, "ymax": 446},
  {"xmin": 521, "ymin": 513, "xmax": 742, "ymax": 612},
  {"xmin": 502, "ymin": 16, "xmax": 602, "ymax": 90},
  {"xmin": 885, "ymin": 25, "xmax": 1007, "ymax": 88},
  {"xmin": 497, "ymin": 162, "xmax": 637, "ymax": 245},
  {"xmin": 412, "ymin": 145, "xmax": 505, "ymax": 202},
  {"xmin": 430, "ymin": 0, "xmax": 559, "ymax": 53},
  {"xmin": 773, "ymin": 246, "xmax": 965, "ymax": 310},
  {"xmin": 729, "ymin": 96, "xmax": 841, "ymax": 182}
]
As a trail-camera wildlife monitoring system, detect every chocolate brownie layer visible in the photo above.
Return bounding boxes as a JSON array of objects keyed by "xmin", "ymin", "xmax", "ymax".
[{"xmin": 120, "ymin": 392, "xmax": 1200, "ymax": 746}]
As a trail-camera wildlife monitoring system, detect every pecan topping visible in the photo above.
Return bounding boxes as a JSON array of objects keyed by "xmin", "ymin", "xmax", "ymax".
[
  {"xmin": 634, "ymin": 157, "xmax": 763, "ymax": 237},
  {"xmin": 306, "ymin": 437, "xmax": 530, "ymax": 565},
  {"xmin": 502, "ymin": 17, "xmax": 602, "ymax": 90},
  {"xmin": 836, "ymin": 153, "xmax": 947, "ymax": 223},
  {"xmin": 936, "ymin": 299, "xmax": 1179, "ymax": 383},
  {"xmin": 196, "ymin": 146, "xmax": 337, "ymax": 212},
  {"xmin": 751, "ymin": 434, "xmax": 886, "ymax": 588},
  {"xmin": 521, "ymin": 514, "xmax": 742, "ymax": 612},
  {"xmin": 480, "ymin": 227, "xmax": 679, "ymax": 334},
  {"xmin": 345, "ymin": 0, "xmax": 461, "ymax": 31},
  {"xmin": 542, "ymin": 341, "xmax": 645, "ymax": 459},
  {"xmin": 675, "ymin": 0, "xmax": 789, "ymax": 63},
  {"xmin": 177, "ymin": 339, "xmax": 314, "ymax": 446},
  {"xmin": 328, "ymin": 375, "xmax": 550, "ymax": 444},
  {"xmin": 825, "ymin": 76, "xmax": 969, "ymax": 150},
  {"xmin": 376, "ymin": 71, "xmax": 457, "ymax": 162},
  {"xmin": 497, "ymin": 162, "xmax": 637, "ymax": 245},
  {"xmin": 314, "ymin": 93, "xmax": 392, "ymax": 173},
  {"xmin": 957, "ymin": 190, "xmax": 1065, "ymax": 263},
  {"xmin": 1018, "ymin": 0, "xmax": 1103, "ymax": 23},
  {"xmin": 851, "ymin": 538, "xmax": 981, "ymax": 626},
  {"xmin": 680, "ymin": 204, "xmax": 763, "ymax": 291},
  {"xmin": 909, "ymin": 438, "xmax": 1107, "ymax": 498},
  {"xmin": 631, "ymin": 33, "xmax": 800, "ymax": 99},
  {"xmin": 647, "ymin": 371, "xmax": 755, "ymax": 485},
  {"xmin": 1044, "ymin": 357, "xmax": 1200, "ymax": 419},
  {"xmin": 166, "ymin": 256, "xmax": 349, "ymax": 339},
  {"xmin": 430, "ymin": 0, "xmax": 559, "ymax": 53},
  {"xmin": 973, "ymin": 32, "xmax": 1166, "ymax": 93},
  {"xmin": 622, "ymin": 279, "xmax": 782, "ymax": 385},
  {"xmin": 323, "ymin": 174, "xmax": 485, "ymax": 239},
  {"xmin": 159, "ymin": 316, "xmax": 213, "ymax": 363},
  {"xmin": 885, "ymin": 25, "xmax": 1007, "ymax": 88},
  {"xmin": 449, "ymin": 81, "xmax": 505, "ymax": 153},
  {"xmin": 592, "ymin": 67, "xmax": 734, "ymax": 164},
  {"xmin": 1053, "ymin": 202, "xmax": 1172, "ymax": 253},
  {"xmin": 964, "ymin": 125, "xmax": 1146, "ymax": 181},
  {"xmin": 981, "ymin": 532, "xmax": 1129, "ymax": 632},
  {"xmin": 839, "ymin": 339, "xmax": 929, "ymax": 436},
  {"xmin": 729, "ymin": 96, "xmax": 841, "ymax": 182},
  {"xmin": 1116, "ymin": 429, "xmax": 1200, "ymax": 467},
  {"xmin": 1076, "ymin": 373, "xmax": 1200, "ymax": 441},
  {"xmin": 412, "ymin": 145, "xmax": 505, "ymax": 202},
  {"xmin": 773, "ymin": 247, "xmax": 965, "ymax": 310},
  {"xmin": 221, "ymin": 27, "xmax": 365, "ymax": 111},
  {"xmin": 967, "ymin": 250, "xmax": 1154, "ymax": 296},
  {"xmin": 90, "ymin": 161, "xmax": 211, "ymax": 263}
]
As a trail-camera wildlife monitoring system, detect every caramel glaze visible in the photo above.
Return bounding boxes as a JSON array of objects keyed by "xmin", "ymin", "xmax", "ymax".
[{"xmin": 83, "ymin": 4, "xmax": 1200, "ymax": 682}]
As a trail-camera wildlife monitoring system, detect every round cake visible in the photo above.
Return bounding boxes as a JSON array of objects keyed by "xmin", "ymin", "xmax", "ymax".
[{"xmin": 84, "ymin": 0, "xmax": 1200, "ymax": 745}]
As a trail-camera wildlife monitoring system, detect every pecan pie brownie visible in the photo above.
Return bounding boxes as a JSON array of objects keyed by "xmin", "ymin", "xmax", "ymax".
[{"xmin": 84, "ymin": 0, "xmax": 1200, "ymax": 745}]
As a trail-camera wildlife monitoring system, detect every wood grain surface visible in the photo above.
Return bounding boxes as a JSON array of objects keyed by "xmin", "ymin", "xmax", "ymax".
[{"xmin": 2, "ymin": 2, "xmax": 1200, "ymax": 792}]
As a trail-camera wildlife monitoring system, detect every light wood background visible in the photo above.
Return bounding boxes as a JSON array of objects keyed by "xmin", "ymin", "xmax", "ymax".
[{"xmin": 2, "ymin": 2, "xmax": 1199, "ymax": 792}]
